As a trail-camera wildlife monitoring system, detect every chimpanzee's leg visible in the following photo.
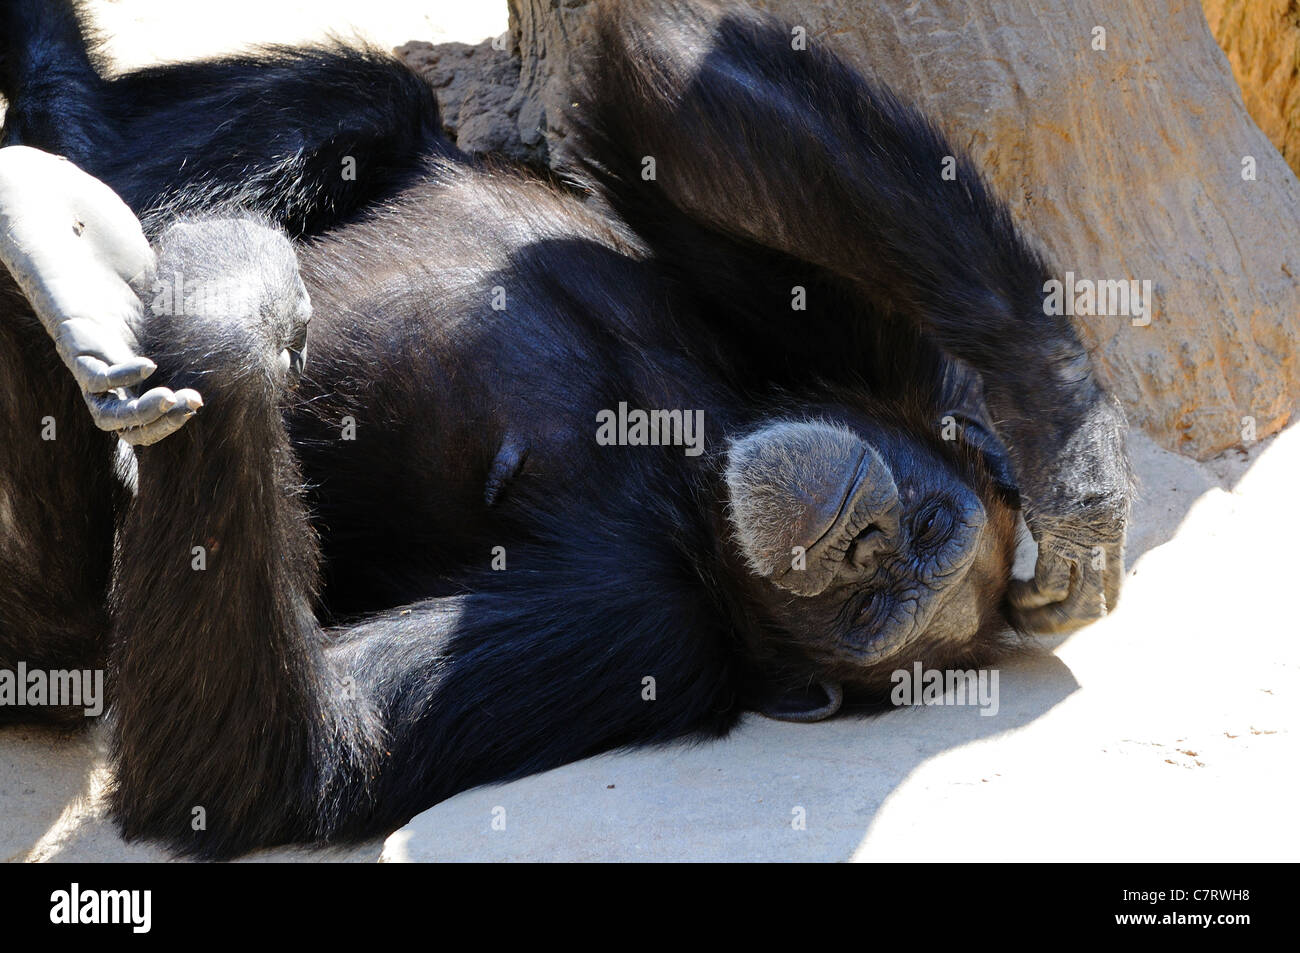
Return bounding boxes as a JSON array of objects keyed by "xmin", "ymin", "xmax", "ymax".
[
  {"xmin": 571, "ymin": 0, "xmax": 1131, "ymax": 633},
  {"xmin": 0, "ymin": 276, "xmax": 121, "ymax": 726},
  {"xmin": 0, "ymin": 139, "xmax": 210, "ymax": 723},
  {"xmin": 0, "ymin": 0, "xmax": 449, "ymax": 235}
]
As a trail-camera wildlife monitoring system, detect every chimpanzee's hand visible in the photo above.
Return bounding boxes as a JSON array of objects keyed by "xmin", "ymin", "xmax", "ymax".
[
  {"xmin": 1007, "ymin": 395, "xmax": 1131, "ymax": 633},
  {"xmin": 0, "ymin": 145, "xmax": 202, "ymax": 445}
]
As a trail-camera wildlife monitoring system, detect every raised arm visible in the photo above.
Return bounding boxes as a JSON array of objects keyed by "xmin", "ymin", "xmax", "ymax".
[{"xmin": 569, "ymin": 0, "xmax": 1132, "ymax": 633}]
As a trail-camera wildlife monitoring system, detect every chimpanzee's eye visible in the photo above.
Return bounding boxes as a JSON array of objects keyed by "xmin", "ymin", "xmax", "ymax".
[
  {"xmin": 912, "ymin": 500, "xmax": 952, "ymax": 547},
  {"xmin": 856, "ymin": 589, "xmax": 879, "ymax": 622}
]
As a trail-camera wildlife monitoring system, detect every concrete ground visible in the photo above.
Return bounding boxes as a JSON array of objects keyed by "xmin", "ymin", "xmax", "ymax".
[{"xmin": 2, "ymin": 2, "xmax": 1296, "ymax": 863}]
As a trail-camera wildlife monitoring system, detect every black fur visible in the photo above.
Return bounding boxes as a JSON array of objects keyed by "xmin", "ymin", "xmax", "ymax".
[{"xmin": 0, "ymin": 0, "xmax": 1127, "ymax": 857}]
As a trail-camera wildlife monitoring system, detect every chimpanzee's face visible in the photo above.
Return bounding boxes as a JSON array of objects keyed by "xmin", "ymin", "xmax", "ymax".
[{"xmin": 723, "ymin": 416, "xmax": 1020, "ymax": 720}]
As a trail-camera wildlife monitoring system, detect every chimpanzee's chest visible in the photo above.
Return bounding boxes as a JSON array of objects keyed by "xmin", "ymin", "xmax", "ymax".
[{"xmin": 286, "ymin": 291, "xmax": 730, "ymax": 614}]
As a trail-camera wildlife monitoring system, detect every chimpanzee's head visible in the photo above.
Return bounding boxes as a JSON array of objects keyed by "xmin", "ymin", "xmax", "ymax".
[{"xmin": 723, "ymin": 410, "xmax": 1021, "ymax": 721}]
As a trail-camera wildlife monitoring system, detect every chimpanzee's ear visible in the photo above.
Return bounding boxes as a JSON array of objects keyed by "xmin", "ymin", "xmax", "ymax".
[
  {"xmin": 943, "ymin": 412, "xmax": 1020, "ymax": 508},
  {"xmin": 755, "ymin": 679, "xmax": 844, "ymax": 723}
]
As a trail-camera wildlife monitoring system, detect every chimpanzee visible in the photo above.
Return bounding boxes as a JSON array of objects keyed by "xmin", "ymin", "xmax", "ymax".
[{"xmin": 0, "ymin": 0, "xmax": 1130, "ymax": 858}]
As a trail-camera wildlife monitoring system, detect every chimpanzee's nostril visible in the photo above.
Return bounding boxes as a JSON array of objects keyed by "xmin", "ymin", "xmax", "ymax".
[{"xmin": 849, "ymin": 523, "xmax": 887, "ymax": 568}]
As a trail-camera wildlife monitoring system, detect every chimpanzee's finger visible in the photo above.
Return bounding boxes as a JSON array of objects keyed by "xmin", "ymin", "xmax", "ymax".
[
  {"xmin": 51, "ymin": 315, "xmax": 142, "ymax": 370},
  {"xmin": 84, "ymin": 386, "xmax": 200, "ymax": 432},
  {"xmin": 118, "ymin": 396, "xmax": 203, "ymax": 446},
  {"xmin": 1011, "ymin": 543, "xmax": 1115, "ymax": 634},
  {"xmin": 1008, "ymin": 545, "xmax": 1073, "ymax": 610},
  {"xmin": 72, "ymin": 354, "xmax": 157, "ymax": 394}
]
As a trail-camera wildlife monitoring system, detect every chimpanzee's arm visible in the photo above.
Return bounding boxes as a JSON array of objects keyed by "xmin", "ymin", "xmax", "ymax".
[
  {"xmin": 571, "ymin": 0, "xmax": 1132, "ymax": 633},
  {"xmin": 1, "ymin": 0, "xmax": 448, "ymax": 235}
]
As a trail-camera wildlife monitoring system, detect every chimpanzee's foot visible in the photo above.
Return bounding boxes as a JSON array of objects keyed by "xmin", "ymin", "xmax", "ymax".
[{"xmin": 0, "ymin": 145, "xmax": 202, "ymax": 445}]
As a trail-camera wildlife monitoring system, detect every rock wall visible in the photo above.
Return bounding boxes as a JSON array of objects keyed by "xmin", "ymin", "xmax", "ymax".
[
  {"xmin": 1202, "ymin": 0, "xmax": 1300, "ymax": 177},
  {"xmin": 395, "ymin": 37, "xmax": 543, "ymax": 164}
]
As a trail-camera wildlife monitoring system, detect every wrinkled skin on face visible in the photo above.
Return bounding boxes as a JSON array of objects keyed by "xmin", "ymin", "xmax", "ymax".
[{"xmin": 724, "ymin": 415, "xmax": 1021, "ymax": 721}]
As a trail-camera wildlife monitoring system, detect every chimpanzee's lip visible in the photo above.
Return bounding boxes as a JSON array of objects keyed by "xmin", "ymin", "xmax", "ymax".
[{"xmin": 805, "ymin": 446, "xmax": 872, "ymax": 554}]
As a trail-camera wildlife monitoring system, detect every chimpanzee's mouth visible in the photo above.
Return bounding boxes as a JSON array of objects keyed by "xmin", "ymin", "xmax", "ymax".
[
  {"xmin": 841, "ymin": 519, "xmax": 986, "ymax": 663},
  {"xmin": 845, "ymin": 614, "xmax": 920, "ymax": 663}
]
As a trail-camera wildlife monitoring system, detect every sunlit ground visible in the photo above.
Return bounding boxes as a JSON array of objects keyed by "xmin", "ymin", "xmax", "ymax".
[{"xmin": 89, "ymin": 0, "xmax": 507, "ymax": 68}]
